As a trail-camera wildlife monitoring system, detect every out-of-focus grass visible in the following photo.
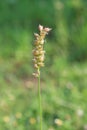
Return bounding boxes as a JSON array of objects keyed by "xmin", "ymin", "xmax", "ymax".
[
  {"xmin": 0, "ymin": 0, "xmax": 87, "ymax": 129},
  {"xmin": 0, "ymin": 59, "xmax": 87, "ymax": 130}
]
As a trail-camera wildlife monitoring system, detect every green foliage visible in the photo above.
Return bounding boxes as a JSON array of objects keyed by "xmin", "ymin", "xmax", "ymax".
[
  {"xmin": 0, "ymin": 0, "xmax": 87, "ymax": 130},
  {"xmin": 0, "ymin": 0, "xmax": 87, "ymax": 62},
  {"xmin": 0, "ymin": 60, "xmax": 87, "ymax": 130}
]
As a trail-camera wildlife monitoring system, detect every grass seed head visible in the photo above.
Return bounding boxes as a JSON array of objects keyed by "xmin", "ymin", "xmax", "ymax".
[{"xmin": 33, "ymin": 25, "xmax": 51, "ymax": 77}]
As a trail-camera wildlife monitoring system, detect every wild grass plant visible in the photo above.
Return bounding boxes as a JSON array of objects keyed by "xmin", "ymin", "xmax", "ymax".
[{"xmin": 32, "ymin": 25, "xmax": 51, "ymax": 130}]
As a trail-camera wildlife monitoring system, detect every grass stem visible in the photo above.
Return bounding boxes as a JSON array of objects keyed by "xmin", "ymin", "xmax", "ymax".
[{"xmin": 38, "ymin": 68, "xmax": 42, "ymax": 130}]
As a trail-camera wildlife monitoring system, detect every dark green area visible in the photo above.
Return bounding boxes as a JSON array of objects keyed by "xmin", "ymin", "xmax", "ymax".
[{"xmin": 0, "ymin": 0, "xmax": 87, "ymax": 130}]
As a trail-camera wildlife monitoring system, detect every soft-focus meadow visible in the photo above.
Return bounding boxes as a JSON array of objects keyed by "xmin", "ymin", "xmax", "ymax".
[{"xmin": 0, "ymin": 0, "xmax": 87, "ymax": 130}]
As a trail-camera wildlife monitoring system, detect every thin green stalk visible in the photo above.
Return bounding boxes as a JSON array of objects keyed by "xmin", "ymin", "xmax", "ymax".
[{"xmin": 38, "ymin": 68, "xmax": 42, "ymax": 130}]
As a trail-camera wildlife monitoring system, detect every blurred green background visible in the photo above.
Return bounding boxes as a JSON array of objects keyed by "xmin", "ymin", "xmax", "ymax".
[{"xmin": 0, "ymin": 0, "xmax": 87, "ymax": 130}]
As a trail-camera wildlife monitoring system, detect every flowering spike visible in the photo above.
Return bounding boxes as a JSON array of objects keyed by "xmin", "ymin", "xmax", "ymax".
[{"xmin": 33, "ymin": 25, "xmax": 51, "ymax": 77}]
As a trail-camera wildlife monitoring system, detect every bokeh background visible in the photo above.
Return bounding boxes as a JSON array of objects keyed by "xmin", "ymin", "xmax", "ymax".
[{"xmin": 0, "ymin": 0, "xmax": 87, "ymax": 130}]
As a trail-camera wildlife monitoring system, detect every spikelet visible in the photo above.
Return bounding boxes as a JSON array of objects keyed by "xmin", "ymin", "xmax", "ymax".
[{"xmin": 33, "ymin": 25, "xmax": 51, "ymax": 77}]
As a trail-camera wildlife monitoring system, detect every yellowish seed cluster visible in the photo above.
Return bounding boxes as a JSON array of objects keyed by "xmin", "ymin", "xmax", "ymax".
[{"xmin": 33, "ymin": 25, "xmax": 51, "ymax": 77}]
